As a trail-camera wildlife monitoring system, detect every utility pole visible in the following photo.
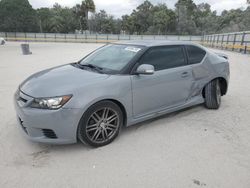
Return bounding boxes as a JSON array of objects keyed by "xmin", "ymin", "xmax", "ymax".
[{"xmin": 39, "ymin": 19, "xmax": 43, "ymax": 33}]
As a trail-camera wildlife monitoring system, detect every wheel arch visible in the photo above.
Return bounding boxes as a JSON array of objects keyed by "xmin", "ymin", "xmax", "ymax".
[
  {"xmin": 202, "ymin": 77, "xmax": 228, "ymax": 97},
  {"xmin": 78, "ymin": 98, "xmax": 128, "ymax": 127},
  {"xmin": 106, "ymin": 99, "xmax": 127, "ymax": 127}
]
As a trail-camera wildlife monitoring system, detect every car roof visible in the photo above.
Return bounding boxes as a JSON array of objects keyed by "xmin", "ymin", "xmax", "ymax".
[{"xmin": 113, "ymin": 40, "xmax": 202, "ymax": 47}]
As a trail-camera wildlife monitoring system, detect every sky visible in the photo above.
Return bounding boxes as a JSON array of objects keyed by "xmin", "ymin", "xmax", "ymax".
[{"xmin": 29, "ymin": 0, "xmax": 249, "ymax": 18}]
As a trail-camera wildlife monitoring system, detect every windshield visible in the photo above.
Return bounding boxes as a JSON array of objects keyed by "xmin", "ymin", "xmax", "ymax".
[{"xmin": 79, "ymin": 44, "xmax": 142, "ymax": 73}]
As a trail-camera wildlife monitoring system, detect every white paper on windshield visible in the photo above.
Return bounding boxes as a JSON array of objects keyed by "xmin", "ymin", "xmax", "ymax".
[{"xmin": 125, "ymin": 47, "xmax": 141, "ymax": 53}]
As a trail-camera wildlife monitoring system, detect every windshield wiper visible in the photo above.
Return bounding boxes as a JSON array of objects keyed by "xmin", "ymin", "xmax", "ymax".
[{"xmin": 77, "ymin": 63, "xmax": 104, "ymax": 73}]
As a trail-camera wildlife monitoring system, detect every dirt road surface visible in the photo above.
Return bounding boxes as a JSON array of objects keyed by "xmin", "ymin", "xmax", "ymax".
[{"xmin": 0, "ymin": 42, "xmax": 250, "ymax": 188}]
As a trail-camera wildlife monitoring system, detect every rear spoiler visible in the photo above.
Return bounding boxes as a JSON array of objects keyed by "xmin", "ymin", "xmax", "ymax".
[{"xmin": 215, "ymin": 52, "xmax": 228, "ymax": 60}]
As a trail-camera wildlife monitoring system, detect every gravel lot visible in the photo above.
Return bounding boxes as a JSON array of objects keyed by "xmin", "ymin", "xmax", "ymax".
[{"xmin": 1, "ymin": 42, "xmax": 250, "ymax": 188}]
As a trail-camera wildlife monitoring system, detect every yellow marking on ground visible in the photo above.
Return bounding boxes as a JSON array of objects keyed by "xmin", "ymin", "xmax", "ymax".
[{"xmin": 201, "ymin": 42, "xmax": 250, "ymax": 51}]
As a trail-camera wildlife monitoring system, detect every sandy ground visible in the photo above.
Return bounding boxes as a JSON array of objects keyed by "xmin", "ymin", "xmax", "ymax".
[{"xmin": 0, "ymin": 42, "xmax": 250, "ymax": 188}]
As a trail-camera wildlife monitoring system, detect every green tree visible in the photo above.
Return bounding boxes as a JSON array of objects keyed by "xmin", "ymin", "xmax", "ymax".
[
  {"xmin": 121, "ymin": 15, "xmax": 136, "ymax": 34},
  {"xmin": 196, "ymin": 3, "xmax": 214, "ymax": 34},
  {"xmin": 175, "ymin": 0, "xmax": 198, "ymax": 34},
  {"xmin": 90, "ymin": 10, "xmax": 116, "ymax": 34},
  {"xmin": 37, "ymin": 4, "xmax": 78, "ymax": 33},
  {"xmin": 217, "ymin": 9, "xmax": 245, "ymax": 33},
  {"xmin": 151, "ymin": 4, "xmax": 176, "ymax": 34},
  {"xmin": 37, "ymin": 8, "xmax": 54, "ymax": 32},
  {"xmin": 0, "ymin": 0, "xmax": 39, "ymax": 32},
  {"xmin": 132, "ymin": 0, "xmax": 154, "ymax": 34}
]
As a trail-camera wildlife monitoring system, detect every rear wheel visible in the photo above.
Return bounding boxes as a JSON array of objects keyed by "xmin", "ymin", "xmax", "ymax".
[
  {"xmin": 204, "ymin": 79, "xmax": 221, "ymax": 109},
  {"xmin": 78, "ymin": 101, "xmax": 123, "ymax": 147}
]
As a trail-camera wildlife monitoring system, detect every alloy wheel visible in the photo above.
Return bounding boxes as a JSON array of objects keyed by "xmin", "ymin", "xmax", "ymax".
[{"xmin": 86, "ymin": 107, "xmax": 120, "ymax": 144}]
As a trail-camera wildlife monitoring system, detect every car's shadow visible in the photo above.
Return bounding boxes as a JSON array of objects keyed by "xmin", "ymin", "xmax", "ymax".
[{"xmin": 37, "ymin": 104, "xmax": 205, "ymax": 152}]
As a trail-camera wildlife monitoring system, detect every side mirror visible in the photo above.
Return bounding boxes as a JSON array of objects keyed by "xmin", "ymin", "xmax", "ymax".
[{"xmin": 136, "ymin": 64, "xmax": 155, "ymax": 75}]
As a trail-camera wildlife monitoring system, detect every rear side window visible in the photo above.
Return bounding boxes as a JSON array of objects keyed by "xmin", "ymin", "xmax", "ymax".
[
  {"xmin": 186, "ymin": 45, "xmax": 206, "ymax": 64},
  {"xmin": 140, "ymin": 46, "xmax": 186, "ymax": 71}
]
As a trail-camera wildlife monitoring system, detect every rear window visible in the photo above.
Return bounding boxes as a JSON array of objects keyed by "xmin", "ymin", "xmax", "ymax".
[{"xmin": 186, "ymin": 45, "xmax": 206, "ymax": 64}]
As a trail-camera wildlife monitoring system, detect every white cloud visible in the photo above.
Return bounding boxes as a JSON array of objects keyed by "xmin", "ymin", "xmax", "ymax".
[
  {"xmin": 29, "ymin": 0, "xmax": 80, "ymax": 8},
  {"xmin": 93, "ymin": 0, "xmax": 137, "ymax": 17},
  {"xmin": 194, "ymin": 0, "xmax": 248, "ymax": 13},
  {"xmin": 29, "ymin": 0, "xmax": 249, "ymax": 17}
]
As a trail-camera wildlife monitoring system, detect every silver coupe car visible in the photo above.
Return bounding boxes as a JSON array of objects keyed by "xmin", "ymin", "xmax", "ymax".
[{"xmin": 14, "ymin": 41, "xmax": 229, "ymax": 147}]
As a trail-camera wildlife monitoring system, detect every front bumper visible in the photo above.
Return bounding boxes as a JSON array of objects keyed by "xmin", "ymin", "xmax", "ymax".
[{"xmin": 14, "ymin": 91, "xmax": 82, "ymax": 144}]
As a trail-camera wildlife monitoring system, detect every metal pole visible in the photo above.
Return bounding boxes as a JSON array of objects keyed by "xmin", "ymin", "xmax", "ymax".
[
  {"xmin": 212, "ymin": 35, "xmax": 216, "ymax": 47},
  {"xmin": 232, "ymin": 33, "xmax": 237, "ymax": 51},
  {"xmin": 221, "ymin": 35, "xmax": 224, "ymax": 49},
  {"xmin": 226, "ymin": 34, "xmax": 229, "ymax": 50},
  {"xmin": 240, "ymin": 32, "xmax": 246, "ymax": 53},
  {"xmin": 217, "ymin": 34, "xmax": 220, "ymax": 45}
]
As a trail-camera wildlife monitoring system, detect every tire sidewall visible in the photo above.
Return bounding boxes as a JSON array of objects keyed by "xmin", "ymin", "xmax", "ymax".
[
  {"xmin": 78, "ymin": 101, "xmax": 123, "ymax": 147},
  {"xmin": 205, "ymin": 79, "xmax": 221, "ymax": 109}
]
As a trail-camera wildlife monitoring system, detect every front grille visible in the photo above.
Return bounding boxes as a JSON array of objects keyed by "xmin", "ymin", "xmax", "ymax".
[{"xmin": 42, "ymin": 129, "xmax": 57, "ymax": 139}]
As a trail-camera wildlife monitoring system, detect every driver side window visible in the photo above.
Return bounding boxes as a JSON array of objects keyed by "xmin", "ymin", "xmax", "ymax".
[{"xmin": 140, "ymin": 45, "xmax": 186, "ymax": 71}]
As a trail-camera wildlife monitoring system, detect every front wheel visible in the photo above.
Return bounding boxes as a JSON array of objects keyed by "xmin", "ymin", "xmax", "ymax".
[
  {"xmin": 204, "ymin": 79, "xmax": 221, "ymax": 109},
  {"xmin": 78, "ymin": 101, "xmax": 123, "ymax": 147}
]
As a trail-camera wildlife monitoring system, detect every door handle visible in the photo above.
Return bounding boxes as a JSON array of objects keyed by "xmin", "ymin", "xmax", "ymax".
[{"xmin": 181, "ymin": 72, "xmax": 189, "ymax": 78}]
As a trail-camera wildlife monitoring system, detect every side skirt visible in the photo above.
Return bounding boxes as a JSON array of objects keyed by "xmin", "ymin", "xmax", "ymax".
[{"xmin": 126, "ymin": 96, "xmax": 204, "ymax": 127}]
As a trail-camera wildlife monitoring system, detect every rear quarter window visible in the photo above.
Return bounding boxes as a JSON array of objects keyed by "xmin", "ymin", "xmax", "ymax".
[{"xmin": 186, "ymin": 45, "xmax": 206, "ymax": 64}]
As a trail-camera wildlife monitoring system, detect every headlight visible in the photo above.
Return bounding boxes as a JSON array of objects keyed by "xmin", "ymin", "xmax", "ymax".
[{"xmin": 30, "ymin": 95, "xmax": 72, "ymax": 109}]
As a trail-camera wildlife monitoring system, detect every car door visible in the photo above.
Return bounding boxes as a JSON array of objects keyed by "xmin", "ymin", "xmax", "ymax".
[{"xmin": 131, "ymin": 45, "xmax": 193, "ymax": 118}]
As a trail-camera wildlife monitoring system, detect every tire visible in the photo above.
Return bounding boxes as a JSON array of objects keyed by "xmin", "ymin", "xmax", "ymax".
[
  {"xmin": 78, "ymin": 100, "xmax": 123, "ymax": 147},
  {"xmin": 204, "ymin": 79, "xmax": 221, "ymax": 109}
]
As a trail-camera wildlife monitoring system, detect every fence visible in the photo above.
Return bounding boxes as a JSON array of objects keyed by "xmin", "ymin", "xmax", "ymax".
[
  {"xmin": 202, "ymin": 31, "xmax": 250, "ymax": 54},
  {"xmin": 1, "ymin": 31, "xmax": 250, "ymax": 54},
  {"xmin": 0, "ymin": 32, "xmax": 201, "ymax": 43}
]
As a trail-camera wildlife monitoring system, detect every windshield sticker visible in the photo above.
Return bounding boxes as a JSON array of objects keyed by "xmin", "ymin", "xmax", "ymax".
[{"xmin": 125, "ymin": 47, "xmax": 141, "ymax": 53}]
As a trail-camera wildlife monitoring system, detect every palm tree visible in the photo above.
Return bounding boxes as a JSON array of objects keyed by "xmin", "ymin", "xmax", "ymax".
[
  {"xmin": 74, "ymin": 0, "xmax": 95, "ymax": 32},
  {"xmin": 83, "ymin": 0, "xmax": 95, "ymax": 23},
  {"xmin": 73, "ymin": 4, "xmax": 83, "ymax": 31}
]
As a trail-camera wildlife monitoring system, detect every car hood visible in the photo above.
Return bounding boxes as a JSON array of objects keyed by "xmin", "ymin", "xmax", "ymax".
[{"xmin": 20, "ymin": 64, "xmax": 109, "ymax": 97}]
